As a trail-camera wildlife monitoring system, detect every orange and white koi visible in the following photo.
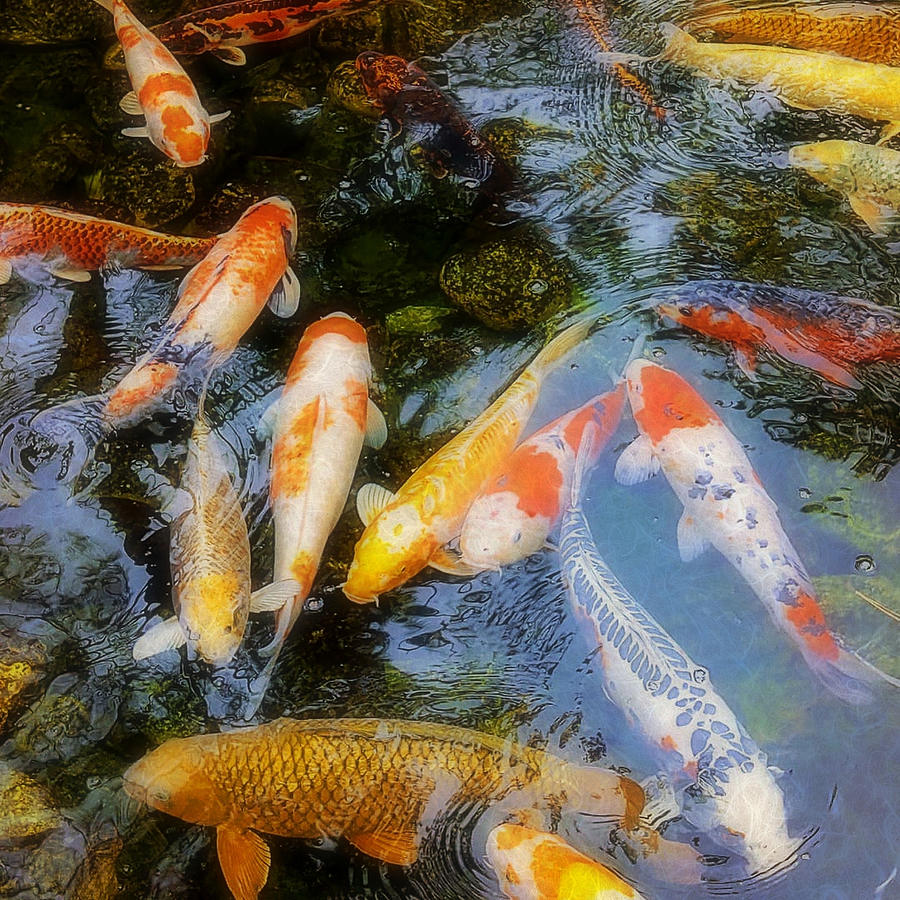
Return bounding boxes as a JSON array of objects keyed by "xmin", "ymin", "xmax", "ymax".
[
  {"xmin": 487, "ymin": 824, "xmax": 645, "ymax": 900},
  {"xmin": 133, "ymin": 408, "xmax": 298, "ymax": 665},
  {"xmin": 615, "ymin": 359, "xmax": 897, "ymax": 703},
  {"xmin": 263, "ymin": 312, "xmax": 385, "ymax": 653},
  {"xmin": 458, "ymin": 386, "xmax": 624, "ymax": 571},
  {"xmin": 93, "ymin": 0, "xmax": 229, "ymax": 167},
  {"xmin": 0, "ymin": 202, "xmax": 215, "ymax": 285},
  {"xmin": 343, "ymin": 320, "xmax": 591, "ymax": 604}
]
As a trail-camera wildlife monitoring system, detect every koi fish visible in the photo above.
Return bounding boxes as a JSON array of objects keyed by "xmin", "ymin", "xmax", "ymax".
[
  {"xmin": 562, "ymin": 428, "xmax": 793, "ymax": 872},
  {"xmin": 652, "ymin": 24, "xmax": 900, "ymax": 144},
  {"xmin": 343, "ymin": 319, "xmax": 591, "ymax": 604},
  {"xmin": 458, "ymin": 386, "xmax": 624, "ymax": 572},
  {"xmin": 487, "ymin": 824, "xmax": 645, "ymax": 900},
  {"xmin": 355, "ymin": 51, "xmax": 513, "ymax": 190},
  {"xmin": 262, "ymin": 312, "xmax": 386, "ymax": 655},
  {"xmin": 656, "ymin": 280, "xmax": 900, "ymax": 389},
  {"xmin": 615, "ymin": 359, "xmax": 897, "ymax": 703},
  {"xmin": 685, "ymin": 3, "xmax": 900, "ymax": 67},
  {"xmin": 93, "ymin": 0, "xmax": 229, "ymax": 167},
  {"xmin": 133, "ymin": 408, "xmax": 298, "ymax": 665},
  {"xmin": 0, "ymin": 202, "xmax": 216, "ymax": 285},
  {"xmin": 143, "ymin": 0, "xmax": 376, "ymax": 67},
  {"xmin": 123, "ymin": 717, "xmax": 644, "ymax": 899},
  {"xmin": 789, "ymin": 139, "xmax": 900, "ymax": 234}
]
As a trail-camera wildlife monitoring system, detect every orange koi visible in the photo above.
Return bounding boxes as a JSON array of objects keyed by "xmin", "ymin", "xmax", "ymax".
[
  {"xmin": 616, "ymin": 359, "xmax": 899, "ymax": 703},
  {"xmin": 0, "ymin": 202, "xmax": 215, "ymax": 285},
  {"xmin": 458, "ymin": 386, "xmax": 624, "ymax": 571},
  {"xmin": 342, "ymin": 320, "xmax": 591, "ymax": 604},
  {"xmin": 93, "ymin": 0, "xmax": 229, "ymax": 166}
]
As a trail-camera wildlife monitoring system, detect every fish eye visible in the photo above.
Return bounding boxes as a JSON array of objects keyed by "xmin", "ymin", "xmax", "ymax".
[
  {"xmin": 223, "ymin": 625, "xmax": 233, "ymax": 634},
  {"xmin": 679, "ymin": 306, "xmax": 693, "ymax": 317},
  {"xmin": 151, "ymin": 788, "xmax": 171, "ymax": 803},
  {"xmin": 512, "ymin": 532, "xmax": 522, "ymax": 543}
]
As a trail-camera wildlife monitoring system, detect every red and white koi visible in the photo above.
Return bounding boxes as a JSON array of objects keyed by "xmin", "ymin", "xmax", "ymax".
[
  {"xmin": 93, "ymin": 0, "xmax": 229, "ymax": 167},
  {"xmin": 615, "ymin": 359, "xmax": 897, "ymax": 703},
  {"xmin": 263, "ymin": 312, "xmax": 385, "ymax": 654},
  {"xmin": 458, "ymin": 386, "xmax": 624, "ymax": 571}
]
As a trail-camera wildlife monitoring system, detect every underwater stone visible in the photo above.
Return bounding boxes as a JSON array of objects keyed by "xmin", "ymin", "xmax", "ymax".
[
  {"xmin": 440, "ymin": 234, "xmax": 572, "ymax": 330},
  {"xmin": 385, "ymin": 305, "xmax": 456, "ymax": 336},
  {"xmin": 326, "ymin": 61, "xmax": 381, "ymax": 119},
  {"xmin": 0, "ymin": 763, "xmax": 59, "ymax": 842},
  {"xmin": 0, "ymin": 633, "xmax": 47, "ymax": 739}
]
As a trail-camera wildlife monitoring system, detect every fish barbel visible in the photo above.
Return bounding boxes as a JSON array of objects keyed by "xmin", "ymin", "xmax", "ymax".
[
  {"xmin": 562, "ymin": 426, "xmax": 793, "ymax": 872},
  {"xmin": 789, "ymin": 139, "xmax": 900, "ymax": 233},
  {"xmin": 615, "ymin": 359, "xmax": 898, "ymax": 703},
  {"xmin": 343, "ymin": 319, "xmax": 591, "ymax": 604},
  {"xmin": 487, "ymin": 823, "xmax": 646, "ymax": 899},
  {"xmin": 657, "ymin": 24, "xmax": 900, "ymax": 144},
  {"xmin": 459, "ymin": 386, "xmax": 624, "ymax": 571},
  {"xmin": 123, "ymin": 717, "xmax": 644, "ymax": 900},
  {"xmin": 656, "ymin": 279, "xmax": 900, "ymax": 388},
  {"xmin": 93, "ymin": 0, "xmax": 229, "ymax": 167},
  {"xmin": 0, "ymin": 202, "xmax": 215, "ymax": 285},
  {"xmin": 686, "ymin": 3, "xmax": 900, "ymax": 67}
]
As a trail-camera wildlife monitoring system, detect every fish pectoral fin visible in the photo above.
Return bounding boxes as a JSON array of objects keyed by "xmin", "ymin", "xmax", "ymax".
[
  {"xmin": 121, "ymin": 125, "xmax": 150, "ymax": 139},
  {"xmin": 877, "ymin": 121, "xmax": 900, "ymax": 146},
  {"xmin": 136, "ymin": 264, "xmax": 185, "ymax": 271},
  {"xmin": 250, "ymin": 578, "xmax": 301, "ymax": 613},
  {"xmin": 847, "ymin": 193, "xmax": 896, "ymax": 234},
  {"xmin": 211, "ymin": 46, "xmax": 247, "ymax": 66},
  {"xmin": 364, "ymin": 398, "xmax": 388, "ymax": 449},
  {"xmin": 209, "ymin": 109, "xmax": 232, "ymax": 125},
  {"xmin": 50, "ymin": 266, "xmax": 91, "ymax": 283},
  {"xmin": 133, "ymin": 617, "xmax": 186, "ymax": 660},
  {"xmin": 267, "ymin": 267, "xmax": 301, "ymax": 318},
  {"xmin": 119, "ymin": 90, "xmax": 144, "ymax": 116},
  {"xmin": 428, "ymin": 544, "xmax": 483, "ymax": 577},
  {"xmin": 356, "ymin": 482, "xmax": 396, "ymax": 526},
  {"xmin": 732, "ymin": 345, "xmax": 758, "ymax": 380},
  {"xmin": 256, "ymin": 394, "xmax": 281, "ymax": 441},
  {"xmin": 614, "ymin": 434, "xmax": 659, "ymax": 485},
  {"xmin": 676, "ymin": 511, "xmax": 710, "ymax": 563},
  {"xmin": 217, "ymin": 824, "xmax": 271, "ymax": 900},
  {"xmin": 0, "ymin": 258, "xmax": 11, "ymax": 284},
  {"xmin": 348, "ymin": 828, "xmax": 419, "ymax": 866}
]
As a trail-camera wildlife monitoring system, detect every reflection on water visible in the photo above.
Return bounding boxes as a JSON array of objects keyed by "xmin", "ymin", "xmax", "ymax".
[{"xmin": 0, "ymin": 0, "xmax": 898, "ymax": 897}]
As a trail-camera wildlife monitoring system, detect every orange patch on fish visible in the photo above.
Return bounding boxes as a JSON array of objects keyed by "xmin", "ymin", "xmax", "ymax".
[
  {"xmin": 105, "ymin": 361, "xmax": 178, "ymax": 419},
  {"xmin": 786, "ymin": 590, "xmax": 840, "ymax": 661},
  {"xmin": 138, "ymin": 72, "xmax": 196, "ymax": 106},
  {"xmin": 493, "ymin": 825, "xmax": 531, "ymax": 852},
  {"xmin": 270, "ymin": 398, "xmax": 319, "ymax": 499},
  {"xmin": 118, "ymin": 23, "xmax": 143, "ymax": 50},
  {"xmin": 160, "ymin": 105, "xmax": 204, "ymax": 161},
  {"xmin": 341, "ymin": 378, "xmax": 368, "ymax": 430},
  {"xmin": 289, "ymin": 550, "xmax": 317, "ymax": 597},
  {"xmin": 508, "ymin": 447, "xmax": 563, "ymax": 519},
  {"xmin": 531, "ymin": 839, "xmax": 635, "ymax": 898},
  {"xmin": 304, "ymin": 315, "xmax": 367, "ymax": 345},
  {"xmin": 633, "ymin": 365, "xmax": 721, "ymax": 442},
  {"xmin": 660, "ymin": 734, "xmax": 677, "ymax": 753}
]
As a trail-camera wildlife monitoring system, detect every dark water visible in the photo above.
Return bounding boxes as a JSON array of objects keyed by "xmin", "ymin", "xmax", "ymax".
[{"xmin": 0, "ymin": 0, "xmax": 898, "ymax": 898}]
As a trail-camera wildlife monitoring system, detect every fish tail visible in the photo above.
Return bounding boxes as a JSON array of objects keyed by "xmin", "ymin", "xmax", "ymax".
[
  {"xmin": 259, "ymin": 596, "xmax": 302, "ymax": 657},
  {"xmin": 569, "ymin": 420, "xmax": 601, "ymax": 512},
  {"xmin": 805, "ymin": 643, "xmax": 899, "ymax": 705},
  {"xmin": 91, "ymin": 0, "xmax": 114, "ymax": 11},
  {"xmin": 528, "ymin": 317, "xmax": 593, "ymax": 381},
  {"xmin": 658, "ymin": 22, "xmax": 698, "ymax": 59}
]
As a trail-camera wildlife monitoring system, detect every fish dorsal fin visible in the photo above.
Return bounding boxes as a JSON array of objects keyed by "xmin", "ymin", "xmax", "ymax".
[
  {"xmin": 428, "ymin": 544, "xmax": 483, "ymax": 577},
  {"xmin": 209, "ymin": 109, "xmax": 232, "ymax": 124},
  {"xmin": 121, "ymin": 125, "xmax": 150, "ymax": 139},
  {"xmin": 348, "ymin": 828, "xmax": 419, "ymax": 866},
  {"xmin": 847, "ymin": 193, "xmax": 896, "ymax": 234},
  {"xmin": 356, "ymin": 483, "xmax": 396, "ymax": 526},
  {"xmin": 133, "ymin": 616, "xmax": 186, "ymax": 660},
  {"xmin": 614, "ymin": 434, "xmax": 659, "ymax": 485},
  {"xmin": 267, "ymin": 267, "xmax": 301, "ymax": 318},
  {"xmin": 676, "ymin": 511, "xmax": 710, "ymax": 562},
  {"xmin": 249, "ymin": 578, "xmax": 300, "ymax": 613},
  {"xmin": 0, "ymin": 258, "xmax": 11, "ymax": 284},
  {"xmin": 217, "ymin": 824, "xmax": 271, "ymax": 900},
  {"xmin": 364, "ymin": 398, "xmax": 388, "ymax": 449},
  {"xmin": 119, "ymin": 90, "xmax": 143, "ymax": 116},
  {"xmin": 211, "ymin": 46, "xmax": 247, "ymax": 66}
]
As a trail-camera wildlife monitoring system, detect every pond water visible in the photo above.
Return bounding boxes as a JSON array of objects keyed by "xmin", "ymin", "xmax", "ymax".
[{"xmin": 0, "ymin": 0, "xmax": 898, "ymax": 898}]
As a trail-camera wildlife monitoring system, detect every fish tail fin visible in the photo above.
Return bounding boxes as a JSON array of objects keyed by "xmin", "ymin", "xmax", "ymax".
[
  {"xmin": 0, "ymin": 394, "xmax": 110, "ymax": 501},
  {"xmin": 92, "ymin": 0, "xmax": 114, "ymax": 12},
  {"xmin": 528, "ymin": 317, "xmax": 593, "ymax": 381},
  {"xmin": 259, "ymin": 595, "xmax": 303, "ymax": 657},
  {"xmin": 658, "ymin": 22, "xmax": 698, "ymax": 59},
  {"xmin": 806, "ymin": 643, "xmax": 899, "ymax": 704}
]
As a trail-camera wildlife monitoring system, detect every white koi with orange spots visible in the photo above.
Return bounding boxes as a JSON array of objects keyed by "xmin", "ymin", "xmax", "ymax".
[
  {"xmin": 487, "ymin": 824, "xmax": 644, "ymax": 900},
  {"xmin": 459, "ymin": 386, "xmax": 624, "ymax": 572},
  {"xmin": 342, "ymin": 319, "xmax": 591, "ymax": 604},
  {"xmin": 265, "ymin": 312, "xmax": 384, "ymax": 653},
  {"xmin": 616, "ymin": 359, "xmax": 896, "ymax": 704},
  {"xmin": 93, "ymin": 0, "xmax": 229, "ymax": 167},
  {"xmin": 562, "ymin": 426, "xmax": 792, "ymax": 873}
]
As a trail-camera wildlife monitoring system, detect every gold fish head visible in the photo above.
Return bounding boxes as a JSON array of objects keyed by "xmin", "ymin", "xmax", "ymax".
[
  {"xmin": 568, "ymin": 763, "xmax": 646, "ymax": 830},
  {"xmin": 788, "ymin": 140, "xmax": 850, "ymax": 174},
  {"xmin": 179, "ymin": 571, "xmax": 247, "ymax": 666},
  {"xmin": 123, "ymin": 735, "xmax": 228, "ymax": 826}
]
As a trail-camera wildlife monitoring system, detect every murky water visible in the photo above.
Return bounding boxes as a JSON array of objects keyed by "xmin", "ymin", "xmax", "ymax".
[{"xmin": 0, "ymin": 0, "xmax": 898, "ymax": 897}]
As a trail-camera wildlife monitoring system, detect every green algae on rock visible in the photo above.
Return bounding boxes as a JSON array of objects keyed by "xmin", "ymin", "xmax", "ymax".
[
  {"xmin": 440, "ymin": 234, "xmax": 573, "ymax": 330},
  {"xmin": 0, "ymin": 634, "xmax": 48, "ymax": 740},
  {"xmin": 0, "ymin": 763, "xmax": 59, "ymax": 842}
]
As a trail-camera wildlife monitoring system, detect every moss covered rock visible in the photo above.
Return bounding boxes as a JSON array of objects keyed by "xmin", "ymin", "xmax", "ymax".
[
  {"xmin": 0, "ymin": 633, "xmax": 48, "ymax": 739},
  {"xmin": 0, "ymin": 763, "xmax": 59, "ymax": 842}
]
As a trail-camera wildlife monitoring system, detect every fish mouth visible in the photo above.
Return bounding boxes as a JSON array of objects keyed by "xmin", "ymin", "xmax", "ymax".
[
  {"xmin": 340, "ymin": 582, "xmax": 378, "ymax": 606},
  {"xmin": 121, "ymin": 773, "xmax": 147, "ymax": 806}
]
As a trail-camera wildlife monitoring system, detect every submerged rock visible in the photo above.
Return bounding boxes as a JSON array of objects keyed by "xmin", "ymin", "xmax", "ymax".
[
  {"xmin": 0, "ymin": 633, "xmax": 48, "ymax": 739},
  {"xmin": 440, "ymin": 234, "xmax": 573, "ymax": 330},
  {"xmin": 0, "ymin": 763, "xmax": 59, "ymax": 842},
  {"xmin": 326, "ymin": 60, "xmax": 381, "ymax": 119}
]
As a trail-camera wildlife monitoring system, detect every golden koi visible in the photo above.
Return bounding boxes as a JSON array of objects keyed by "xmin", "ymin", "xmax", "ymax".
[
  {"xmin": 459, "ymin": 386, "xmax": 624, "ymax": 571},
  {"xmin": 615, "ymin": 359, "xmax": 898, "ymax": 703},
  {"xmin": 123, "ymin": 717, "xmax": 644, "ymax": 900},
  {"xmin": 263, "ymin": 312, "xmax": 386, "ymax": 653},
  {"xmin": 343, "ymin": 319, "xmax": 591, "ymax": 604},
  {"xmin": 0, "ymin": 202, "xmax": 215, "ymax": 285},
  {"xmin": 93, "ymin": 0, "xmax": 229, "ymax": 166},
  {"xmin": 790, "ymin": 139, "xmax": 900, "ymax": 233},
  {"xmin": 133, "ymin": 409, "xmax": 298, "ymax": 665},
  {"xmin": 487, "ymin": 824, "xmax": 645, "ymax": 900},
  {"xmin": 656, "ymin": 24, "xmax": 900, "ymax": 144}
]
